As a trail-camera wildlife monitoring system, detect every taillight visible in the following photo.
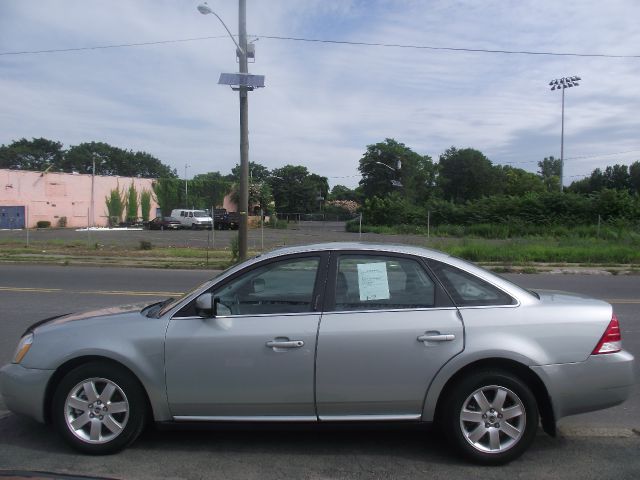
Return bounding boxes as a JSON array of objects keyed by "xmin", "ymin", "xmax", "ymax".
[{"xmin": 592, "ymin": 313, "xmax": 622, "ymax": 355}]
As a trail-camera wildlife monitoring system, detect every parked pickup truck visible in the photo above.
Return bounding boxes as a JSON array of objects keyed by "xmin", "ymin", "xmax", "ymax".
[{"xmin": 212, "ymin": 209, "xmax": 240, "ymax": 230}]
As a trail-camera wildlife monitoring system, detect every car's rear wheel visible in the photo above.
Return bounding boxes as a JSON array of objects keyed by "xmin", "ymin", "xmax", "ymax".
[
  {"xmin": 442, "ymin": 370, "xmax": 538, "ymax": 465},
  {"xmin": 52, "ymin": 362, "xmax": 147, "ymax": 454}
]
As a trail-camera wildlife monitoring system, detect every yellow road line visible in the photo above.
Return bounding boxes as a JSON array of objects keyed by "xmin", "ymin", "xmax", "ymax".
[
  {"xmin": 0, "ymin": 286, "xmax": 62, "ymax": 293},
  {"xmin": 0, "ymin": 286, "xmax": 182, "ymax": 296},
  {"xmin": 1, "ymin": 286, "xmax": 638, "ymax": 303}
]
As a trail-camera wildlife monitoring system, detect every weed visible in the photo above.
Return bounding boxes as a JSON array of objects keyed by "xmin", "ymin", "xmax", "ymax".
[
  {"xmin": 139, "ymin": 240, "xmax": 153, "ymax": 250},
  {"xmin": 230, "ymin": 236, "xmax": 239, "ymax": 262}
]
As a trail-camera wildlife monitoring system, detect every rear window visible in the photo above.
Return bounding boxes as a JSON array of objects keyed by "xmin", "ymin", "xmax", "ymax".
[{"xmin": 428, "ymin": 260, "xmax": 516, "ymax": 307}]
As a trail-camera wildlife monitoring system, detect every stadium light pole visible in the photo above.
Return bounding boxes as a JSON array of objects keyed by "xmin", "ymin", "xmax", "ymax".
[
  {"xmin": 549, "ymin": 75, "xmax": 581, "ymax": 192},
  {"xmin": 184, "ymin": 163, "xmax": 190, "ymax": 208},
  {"xmin": 198, "ymin": 1, "xmax": 252, "ymax": 261}
]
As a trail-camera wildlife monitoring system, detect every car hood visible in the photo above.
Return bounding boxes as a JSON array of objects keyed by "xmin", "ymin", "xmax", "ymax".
[{"xmin": 26, "ymin": 303, "xmax": 150, "ymax": 334}]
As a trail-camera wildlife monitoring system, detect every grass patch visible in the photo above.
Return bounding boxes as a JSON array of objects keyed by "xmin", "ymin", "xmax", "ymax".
[{"xmin": 433, "ymin": 239, "xmax": 640, "ymax": 264}]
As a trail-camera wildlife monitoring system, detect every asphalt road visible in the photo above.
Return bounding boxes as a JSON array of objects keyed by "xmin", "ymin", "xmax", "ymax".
[{"xmin": 0, "ymin": 265, "xmax": 638, "ymax": 479}]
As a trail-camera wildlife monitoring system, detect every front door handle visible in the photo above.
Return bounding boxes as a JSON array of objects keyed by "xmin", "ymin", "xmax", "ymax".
[
  {"xmin": 266, "ymin": 338, "xmax": 304, "ymax": 351},
  {"xmin": 417, "ymin": 333, "xmax": 456, "ymax": 343}
]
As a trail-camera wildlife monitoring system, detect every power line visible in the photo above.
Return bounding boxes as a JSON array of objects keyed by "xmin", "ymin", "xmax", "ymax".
[
  {"xmin": 501, "ymin": 148, "xmax": 640, "ymax": 166},
  {"xmin": 1, "ymin": 33, "xmax": 639, "ymax": 58},
  {"xmin": 256, "ymin": 35, "xmax": 640, "ymax": 59},
  {"xmin": 0, "ymin": 35, "xmax": 228, "ymax": 56}
]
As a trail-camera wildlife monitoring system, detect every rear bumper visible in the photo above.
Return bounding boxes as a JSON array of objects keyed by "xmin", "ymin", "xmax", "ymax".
[
  {"xmin": 0, "ymin": 363, "xmax": 54, "ymax": 423},
  {"xmin": 531, "ymin": 350, "xmax": 636, "ymax": 420}
]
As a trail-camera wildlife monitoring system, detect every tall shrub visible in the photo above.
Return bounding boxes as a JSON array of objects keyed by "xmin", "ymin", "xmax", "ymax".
[
  {"xmin": 126, "ymin": 183, "xmax": 139, "ymax": 223},
  {"xmin": 105, "ymin": 187, "xmax": 125, "ymax": 227},
  {"xmin": 152, "ymin": 178, "xmax": 180, "ymax": 217},
  {"xmin": 140, "ymin": 189, "xmax": 152, "ymax": 222}
]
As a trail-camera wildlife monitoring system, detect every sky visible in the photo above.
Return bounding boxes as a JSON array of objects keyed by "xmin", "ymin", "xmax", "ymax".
[{"xmin": 1, "ymin": 0, "xmax": 639, "ymax": 189}]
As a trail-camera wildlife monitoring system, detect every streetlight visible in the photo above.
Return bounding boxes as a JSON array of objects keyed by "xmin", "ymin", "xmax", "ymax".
[
  {"xmin": 373, "ymin": 161, "xmax": 403, "ymax": 187},
  {"xmin": 549, "ymin": 75, "xmax": 581, "ymax": 192},
  {"xmin": 198, "ymin": 1, "xmax": 264, "ymax": 261}
]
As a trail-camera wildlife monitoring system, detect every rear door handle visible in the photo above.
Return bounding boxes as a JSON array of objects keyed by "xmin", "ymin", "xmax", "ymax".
[
  {"xmin": 417, "ymin": 333, "xmax": 456, "ymax": 343},
  {"xmin": 266, "ymin": 339, "xmax": 304, "ymax": 351}
]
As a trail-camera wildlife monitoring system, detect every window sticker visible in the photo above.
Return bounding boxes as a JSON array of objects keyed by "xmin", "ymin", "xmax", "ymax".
[{"xmin": 357, "ymin": 262, "xmax": 390, "ymax": 301}]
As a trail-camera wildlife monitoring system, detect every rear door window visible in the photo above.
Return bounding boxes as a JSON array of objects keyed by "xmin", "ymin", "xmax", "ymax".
[
  {"xmin": 427, "ymin": 260, "xmax": 515, "ymax": 307},
  {"xmin": 334, "ymin": 255, "xmax": 436, "ymax": 311}
]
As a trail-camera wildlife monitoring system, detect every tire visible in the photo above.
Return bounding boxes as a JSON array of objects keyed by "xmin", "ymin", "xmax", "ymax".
[
  {"xmin": 52, "ymin": 361, "xmax": 147, "ymax": 455},
  {"xmin": 442, "ymin": 370, "xmax": 538, "ymax": 465}
]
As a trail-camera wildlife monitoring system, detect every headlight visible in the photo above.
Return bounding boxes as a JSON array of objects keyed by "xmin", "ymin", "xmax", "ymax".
[{"xmin": 13, "ymin": 333, "xmax": 34, "ymax": 364}]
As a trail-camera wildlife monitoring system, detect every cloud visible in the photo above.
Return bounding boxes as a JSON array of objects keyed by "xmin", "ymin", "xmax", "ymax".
[{"xmin": 1, "ymin": 0, "xmax": 639, "ymax": 189}]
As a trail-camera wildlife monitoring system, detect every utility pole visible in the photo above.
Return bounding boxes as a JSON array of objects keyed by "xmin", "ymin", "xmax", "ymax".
[
  {"xmin": 90, "ymin": 157, "xmax": 95, "ymax": 227},
  {"xmin": 198, "ymin": 1, "xmax": 264, "ymax": 261},
  {"xmin": 238, "ymin": 0, "xmax": 249, "ymax": 260}
]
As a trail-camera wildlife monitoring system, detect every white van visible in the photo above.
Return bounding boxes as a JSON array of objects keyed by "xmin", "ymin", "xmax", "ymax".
[{"xmin": 170, "ymin": 209, "xmax": 213, "ymax": 229}]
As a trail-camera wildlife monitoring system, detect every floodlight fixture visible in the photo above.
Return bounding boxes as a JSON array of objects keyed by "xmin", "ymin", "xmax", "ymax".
[{"xmin": 548, "ymin": 75, "xmax": 582, "ymax": 192}]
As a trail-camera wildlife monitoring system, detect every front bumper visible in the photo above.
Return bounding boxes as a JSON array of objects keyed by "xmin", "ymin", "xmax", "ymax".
[
  {"xmin": 0, "ymin": 363, "xmax": 55, "ymax": 423},
  {"xmin": 531, "ymin": 350, "xmax": 636, "ymax": 420}
]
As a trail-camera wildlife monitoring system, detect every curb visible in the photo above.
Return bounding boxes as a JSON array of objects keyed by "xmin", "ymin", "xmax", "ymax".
[{"xmin": 557, "ymin": 426, "xmax": 638, "ymax": 438}]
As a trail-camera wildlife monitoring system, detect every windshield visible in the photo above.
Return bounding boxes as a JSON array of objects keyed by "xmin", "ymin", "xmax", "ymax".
[{"xmin": 193, "ymin": 211, "xmax": 208, "ymax": 217}]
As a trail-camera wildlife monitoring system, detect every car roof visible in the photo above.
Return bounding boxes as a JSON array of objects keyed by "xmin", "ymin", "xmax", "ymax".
[{"xmin": 256, "ymin": 242, "xmax": 452, "ymax": 262}]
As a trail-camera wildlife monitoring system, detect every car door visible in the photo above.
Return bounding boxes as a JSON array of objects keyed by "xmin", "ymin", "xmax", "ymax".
[
  {"xmin": 315, "ymin": 252, "xmax": 464, "ymax": 420},
  {"xmin": 165, "ymin": 253, "xmax": 328, "ymax": 419}
]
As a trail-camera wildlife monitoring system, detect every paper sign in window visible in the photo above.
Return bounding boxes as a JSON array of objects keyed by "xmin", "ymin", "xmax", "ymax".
[{"xmin": 357, "ymin": 262, "xmax": 390, "ymax": 301}]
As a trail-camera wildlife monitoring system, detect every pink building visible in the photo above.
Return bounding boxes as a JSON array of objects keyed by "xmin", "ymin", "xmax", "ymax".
[{"xmin": 0, "ymin": 169, "xmax": 159, "ymax": 228}]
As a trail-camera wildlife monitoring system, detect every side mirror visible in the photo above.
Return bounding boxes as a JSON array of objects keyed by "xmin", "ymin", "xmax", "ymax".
[{"xmin": 195, "ymin": 293, "xmax": 215, "ymax": 318}]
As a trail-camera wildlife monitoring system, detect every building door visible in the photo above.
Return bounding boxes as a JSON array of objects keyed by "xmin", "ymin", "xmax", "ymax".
[{"xmin": 0, "ymin": 206, "xmax": 25, "ymax": 229}]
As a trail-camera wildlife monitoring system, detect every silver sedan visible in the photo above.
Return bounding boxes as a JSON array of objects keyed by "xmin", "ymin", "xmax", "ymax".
[{"xmin": 1, "ymin": 242, "xmax": 635, "ymax": 464}]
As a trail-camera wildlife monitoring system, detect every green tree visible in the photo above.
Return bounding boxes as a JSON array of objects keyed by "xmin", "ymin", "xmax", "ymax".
[
  {"xmin": 630, "ymin": 161, "xmax": 640, "ymax": 194},
  {"xmin": 140, "ymin": 190, "xmax": 152, "ymax": 222},
  {"xmin": 0, "ymin": 138, "xmax": 64, "ymax": 171},
  {"xmin": 189, "ymin": 172, "xmax": 232, "ymax": 210},
  {"xmin": 63, "ymin": 142, "xmax": 176, "ymax": 177},
  {"xmin": 537, "ymin": 156, "xmax": 562, "ymax": 192},
  {"xmin": 569, "ymin": 163, "xmax": 634, "ymax": 194},
  {"xmin": 231, "ymin": 161, "xmax": 270, "ymax": 182},
  {"xmin": 495, "ymin": 165, "xmax": 546, "ymax": 196},
  {"xmin": 269, "ymin": 165, "xmax": 328, "ymax": 213},
  {"xmin": 358, "ymin": 139, "xmax": 437, "ymax": 204},
  {"xmin": 437, "ymin": 147, "xmax": 496, "ymax": 203},
  {"xmin": 105, "ymin": 187, "xmax": 126, "ymax": 226},
  {"xmin": 125, "ymin": 183, "xmax": 139, "ymax": 223},
  {"xmin": 152, "ymin": 178, "xmax": 181, "ymax": 217},
  {"xmin": 329, "ymin": 185, "xmax": 358, "ymax": 202},
  {"xmin": 603, "ymin": 164, "xmax": 631, "ymax": 191}
]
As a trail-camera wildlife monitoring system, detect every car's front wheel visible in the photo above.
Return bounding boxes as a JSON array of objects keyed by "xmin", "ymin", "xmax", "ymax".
[
  {"xmin": 52, "ymin": 361, "xmax": 147, "ymax": 454},
  {"xmin": 442, "ymin": 370, "xmax": 538, "ymax": 465}
]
